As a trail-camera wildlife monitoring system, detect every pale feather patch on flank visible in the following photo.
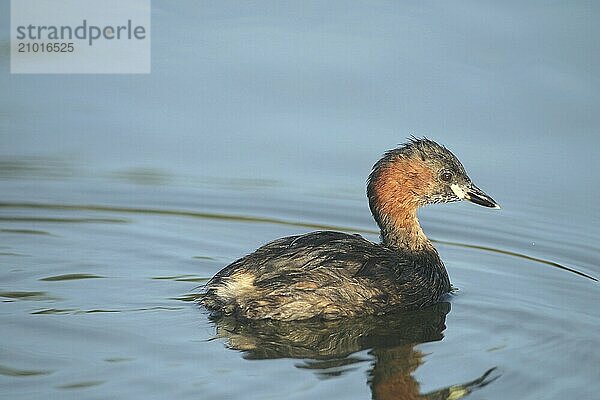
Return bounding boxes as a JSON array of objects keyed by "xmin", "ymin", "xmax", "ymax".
[{"xmin": 215, "ymin": 272, "xmax": 256, "ymax": 300}]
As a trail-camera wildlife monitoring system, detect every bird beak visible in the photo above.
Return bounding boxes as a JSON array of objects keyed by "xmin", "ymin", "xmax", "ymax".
[{"xmin": 450, "ymin": 183, "xmax": 500, "ymax": 209}]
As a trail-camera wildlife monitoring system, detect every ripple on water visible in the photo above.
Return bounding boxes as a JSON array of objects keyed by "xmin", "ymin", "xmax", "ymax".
[
  {"xmin": 0, "ymin": 175, "xmax": 598, "ymax": 400},
  {"xmin": 0, "ymin": 364, "xmax": 54, "ymax": 377},
  {"xmin": 0, "ymin": 291, "xmax": 60, "ymax": 301},
  {"xmin": 40, "ymin": 274, "xmax": 105, "ymax": 281},
  {"xmin": 57, "ymin": 380, "xmax": 105, "ymax": 389},
  {"xmin": 151, "ymin": 275, "xmax": 209, "ymax": 282},
  {"xmin": 0, "ymin": 228, "xmax": 52, "ymax": 235}
]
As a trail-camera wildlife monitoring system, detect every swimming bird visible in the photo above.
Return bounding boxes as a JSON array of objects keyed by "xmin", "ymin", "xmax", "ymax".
[{"xmin": 201, "ymin": 138, "xmax": 499, "ymax": 321}]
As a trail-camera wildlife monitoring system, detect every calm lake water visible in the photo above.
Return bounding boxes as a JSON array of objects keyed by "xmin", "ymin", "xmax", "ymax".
[{"xmin": 1, "ymin": 2, "xmax": 599, "ymax": 399}]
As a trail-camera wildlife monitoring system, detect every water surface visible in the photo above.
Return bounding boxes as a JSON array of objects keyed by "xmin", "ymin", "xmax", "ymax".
[{"xmin": 1, "ymin": 2, "xmax": 599, "ymax": 399}]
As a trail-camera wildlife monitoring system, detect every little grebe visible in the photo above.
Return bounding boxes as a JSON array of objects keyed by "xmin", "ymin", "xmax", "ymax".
[{"xmin": 201, "ymin": 138, "xmax": 499, "ymax": 321}]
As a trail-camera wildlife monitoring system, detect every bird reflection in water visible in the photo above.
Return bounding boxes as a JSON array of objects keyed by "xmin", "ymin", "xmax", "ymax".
[{"xmin": 207, "ymin": 302, "xmax": 499, "ymax": 399}]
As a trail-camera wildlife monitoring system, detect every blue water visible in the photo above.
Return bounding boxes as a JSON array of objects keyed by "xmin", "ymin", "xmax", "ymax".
[{"xmin": 1, "ymin": 2, "xmax": 599, "ymax": 399}]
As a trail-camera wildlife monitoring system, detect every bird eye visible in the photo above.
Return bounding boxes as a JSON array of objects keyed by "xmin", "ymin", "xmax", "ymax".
[{"xmin": 440, "ymin": 170, "xmax": 453, "ymax": 182}]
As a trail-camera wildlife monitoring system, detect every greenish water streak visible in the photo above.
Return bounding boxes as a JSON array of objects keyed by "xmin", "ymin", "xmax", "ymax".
[{"xmin": 0, "ymin": 202, "xmax": 595, "ymax": 282}]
